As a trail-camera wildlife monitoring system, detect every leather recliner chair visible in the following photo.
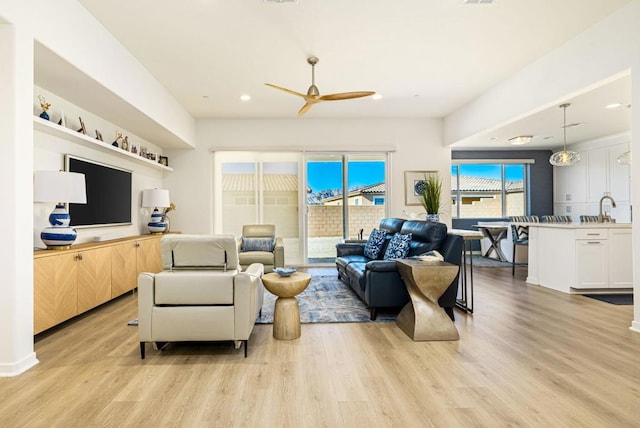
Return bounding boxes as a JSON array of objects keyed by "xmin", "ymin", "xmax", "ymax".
[
  {"xmin": 238, "ymin": 224, "xmax": 284, "ymax": 273},
  {"xmin": 137, "ymin": 234, "xmax": 264, "ymax": 359}
]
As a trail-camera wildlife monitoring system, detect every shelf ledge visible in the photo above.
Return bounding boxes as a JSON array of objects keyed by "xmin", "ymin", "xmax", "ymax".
[{"xmin": 33, "ymin": 116, "xmax": 173, "ymax": 172}]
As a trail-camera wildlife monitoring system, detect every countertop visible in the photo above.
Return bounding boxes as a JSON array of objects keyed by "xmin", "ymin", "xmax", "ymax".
[{"xmin": 516, "ymin": 222, "xmax": 631, "ymax": 229}]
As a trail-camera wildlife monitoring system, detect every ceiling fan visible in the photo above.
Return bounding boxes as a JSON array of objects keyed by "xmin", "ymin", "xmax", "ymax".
[{"xmin": 265, "ymin": 56, "xmax": 376, "ymax": 117}]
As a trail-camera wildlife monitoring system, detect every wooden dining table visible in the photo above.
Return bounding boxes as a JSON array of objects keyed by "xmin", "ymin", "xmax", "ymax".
[{"xmin": 472, "ymin": 224, "xmax": 509, "ymax": 262}]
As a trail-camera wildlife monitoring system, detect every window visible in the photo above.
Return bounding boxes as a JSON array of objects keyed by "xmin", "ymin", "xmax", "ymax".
[
  {"xmin": 451, "ymin": 162, "xmax": 527, "ymax": 219},
  {"xmin": 373, "ymin": 197, "xmax": 385, "ymax": 205}
]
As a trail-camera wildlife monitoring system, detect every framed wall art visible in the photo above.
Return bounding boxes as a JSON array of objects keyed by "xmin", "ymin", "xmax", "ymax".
[{"xmin": 404, "ymin": 170, "xmax": 437, "ymax": 205}]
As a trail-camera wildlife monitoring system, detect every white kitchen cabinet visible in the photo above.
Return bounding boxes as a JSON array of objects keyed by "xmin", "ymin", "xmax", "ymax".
[
  {"xmin": 609, "ymin": 228, "xmax": 633, "ymax": 288},
  {"xmin": 526, "ymin": 223, "xmax": 632, "ymax": 293},
  {"xmin": 575, "ymin": 234, "xmax": 608, "ymax": 289},
  {"xmin": 587, "ymin": 147, "xmax": 608, "ymax": 203}
]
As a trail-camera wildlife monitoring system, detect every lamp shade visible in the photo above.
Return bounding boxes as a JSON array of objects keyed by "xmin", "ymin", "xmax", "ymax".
[
  {"xmin": 142, "ymin": 189, "xmax": 170, "ymax": 208},
  {"xmin": 34, "ymin": 171, "xmax": 86, "ymax": 203}
]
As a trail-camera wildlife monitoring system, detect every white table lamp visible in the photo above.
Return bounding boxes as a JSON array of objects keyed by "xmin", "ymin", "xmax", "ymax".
[
  {"xmin": 142, "ymin": 189, "xmax": 170, "ymax": 234},
  {"xmin": 34, "ymin": 170, "xmax": 87, "ymax": 249}
]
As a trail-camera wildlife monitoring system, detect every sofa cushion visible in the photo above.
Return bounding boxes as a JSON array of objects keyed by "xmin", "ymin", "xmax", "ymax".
[
  {"xmin": 346, "ymin": 262, "xmax": 367, "ymax": 291},
  {"xmin": 401, "ymin": 220, "xmax": 447, "ymax": 256},
  {"xmin": 383, "ymin": 233, "xmax": 412, "ymax": 260},
  {"xmin": 238, "ymin": 250, "xmax": 275, "ymax": 266},
  {"xmin": 379, "ymin": 218, "xmax": 406, "ymax": 234},
  {"xmin": 363, "ymin": 228, "xmax": 387, "ymax": 259},
  {"xmin": 155, "ymin": 270, "xmax": 236, "ymax": 305},
  {"xmin": 336, "ymin": 255, "xmax": 369, "ymax": 270},
  {"xmin": 241, "ymin": 237, "xmax": 275, "ymax": 252}
]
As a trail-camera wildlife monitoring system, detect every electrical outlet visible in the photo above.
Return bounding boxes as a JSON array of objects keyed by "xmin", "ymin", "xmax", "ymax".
[
  {"xmin": 565, "ymin": 194, "xmax": 572, "ymax": 201},
  {"xmin": 566, "ymin": 206, "xmax": 572, "ymax": 213}
]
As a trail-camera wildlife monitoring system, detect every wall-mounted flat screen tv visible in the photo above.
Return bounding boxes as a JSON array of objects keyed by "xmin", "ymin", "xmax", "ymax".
[{"xmin": 65, "ymin": 155, "xmax": 132, "ymax": 227}]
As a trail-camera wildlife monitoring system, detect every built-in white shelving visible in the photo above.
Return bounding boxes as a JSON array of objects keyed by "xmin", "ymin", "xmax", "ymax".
[{"xmin": 33, "ymin": 116, "xmax": 173, "ymax": 172}]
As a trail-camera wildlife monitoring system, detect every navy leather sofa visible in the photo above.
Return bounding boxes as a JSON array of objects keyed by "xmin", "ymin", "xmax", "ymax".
[{"xmin": 335, "ymin": 218, "xmax": 463, "ymax": 320}]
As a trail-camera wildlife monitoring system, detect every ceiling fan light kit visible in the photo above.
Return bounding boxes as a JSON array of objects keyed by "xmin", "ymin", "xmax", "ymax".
[
  {"xmin": 508, "ymin": 135, "xmax": 533, "ymax": 145},
  {"xmin": 549, "ymin": 103, "xmax": 581, "ymax": 167},
  {"xmin": 265, "ymin": 56, "xmax": 376, "ymax": 117}
]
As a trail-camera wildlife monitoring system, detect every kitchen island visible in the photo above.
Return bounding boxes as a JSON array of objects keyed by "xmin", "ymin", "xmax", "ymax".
[{"xmin": 524, "ymin": 222, "xmax": 632, "ymax": 294}]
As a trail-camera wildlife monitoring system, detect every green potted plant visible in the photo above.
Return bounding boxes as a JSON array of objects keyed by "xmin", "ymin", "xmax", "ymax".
[{"xmin": 419, "ymin": 173, "xmax": 442, "ymax": 222}]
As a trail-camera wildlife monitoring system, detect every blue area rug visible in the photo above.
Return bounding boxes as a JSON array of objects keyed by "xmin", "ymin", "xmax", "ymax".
[{"xmin": 256, "ymin": 275, "xmax": 398, "ymax": 324}]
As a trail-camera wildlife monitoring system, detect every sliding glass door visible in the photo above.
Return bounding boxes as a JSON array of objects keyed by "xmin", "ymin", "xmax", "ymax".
[
  {"xmin": 215, "ymin": 152, "xmax": 302, "ymax": 265},
  {"xmin": 305, "ymin": 153, "xmax": 387, "ymax": 264}
]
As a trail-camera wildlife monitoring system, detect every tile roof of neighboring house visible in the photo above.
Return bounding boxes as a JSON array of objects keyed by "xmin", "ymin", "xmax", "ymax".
[
  {"xmin": 222, "ymin": 175, "xmax": 522, "ymax": 194},
  {"xmin": 455, "ymin": 176, "xmax": 523, "ymax": 192},
  {"xmin": 222, "ymin": 174, "xmax": 298, "ymax": 192},
  {"xmin": 322, "ymin": 182, "xmax": 385, "ymax": 202}
]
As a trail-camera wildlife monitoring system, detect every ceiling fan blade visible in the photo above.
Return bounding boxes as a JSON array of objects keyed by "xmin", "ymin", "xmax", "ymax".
[
  {"xmin": 265, "ymin": 83, "xmax": 307, "ymax": 99},
  {"xmin": 319, "ymin": 91, "xmax": 376, "ymax": 101},
  {"xmin": 297, "ymin": 102, "xmax": 314, "ymax": 117}
]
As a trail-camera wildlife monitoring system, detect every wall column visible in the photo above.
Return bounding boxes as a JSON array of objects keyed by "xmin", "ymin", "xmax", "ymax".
[{"xmin": 0, "ymin": 22, "xmax": 38, "ymax": 376}]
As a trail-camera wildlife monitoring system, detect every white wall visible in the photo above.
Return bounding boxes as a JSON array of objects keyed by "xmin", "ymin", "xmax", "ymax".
[
  {"xmin": 33, "ymin": 87, "xmax": 165, "ymax": 247},
  {"xmin": 165, "ymin": 118, "xmax": 451, "ymax": 236},
  {"xmin": 0, "ymin": 1, "xmax": 194, "ymax": 376},
  {"xmin": 444, "ymin": 0, "xmax": 640, "ymax": 332}
]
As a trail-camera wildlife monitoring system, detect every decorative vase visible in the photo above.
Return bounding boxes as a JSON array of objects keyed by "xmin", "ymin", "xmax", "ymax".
[
  {"xmin": 425, "ymin": 213, "xmax": 440, "ymax": 222},
  {"xmin": 39, "ymin": 110, "xmax": 50, "ymax": 121}
]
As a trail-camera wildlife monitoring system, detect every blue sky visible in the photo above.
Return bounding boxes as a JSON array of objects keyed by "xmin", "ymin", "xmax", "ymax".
[
  {"xmin": 307, "ymin": 161, "xmax": 385, "ymax": 192},
  {"xmin": 453, "ymin": 164, "xmax": 524, "ymax": 181}
]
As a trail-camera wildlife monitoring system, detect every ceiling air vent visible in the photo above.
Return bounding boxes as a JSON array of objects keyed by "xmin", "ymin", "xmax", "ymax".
[
  {"xmin": 264, "ymin": 0, "xmax": 298, "ymax": 3},
  {"xmin": 464, "ymin": 0, "xmax": 494, "ymax": 4}
]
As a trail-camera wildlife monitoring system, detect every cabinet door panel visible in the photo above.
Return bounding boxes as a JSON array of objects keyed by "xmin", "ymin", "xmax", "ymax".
[
  {"xmin": 609, "ymin": 229, "xmax": 633, "ymax": 288},
  {"xmin": 137, "ymin": 238, "xmax": 162, "ymax": 274},
  {"xmin": 77, "ymin": 247, "xmax": 112, "ymax": 313},
  {"xmin": 575, "ymin": 240, "xmax": 608, "ymax": 289},
  {"xmin": 34, "ymin": 254, "xmax": 78, "ymax": 334},
  {"xmin": 587, "ymin": 147, "xmax": 608, "ymax": 202},
  {"xmin": 112, "ymin": 242, "xmax": 137, "ymax": 297}
]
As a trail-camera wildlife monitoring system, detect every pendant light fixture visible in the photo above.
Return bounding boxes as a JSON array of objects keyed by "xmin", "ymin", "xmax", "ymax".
[{"xmin": 549, "ymin": 103, "xmax": 581, "ymax": 167}]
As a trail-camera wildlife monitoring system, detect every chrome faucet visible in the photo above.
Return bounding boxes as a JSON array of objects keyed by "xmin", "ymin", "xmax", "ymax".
[{"xmin": 599, "ymin": 195, "xmax": 617, "ymax": 223}]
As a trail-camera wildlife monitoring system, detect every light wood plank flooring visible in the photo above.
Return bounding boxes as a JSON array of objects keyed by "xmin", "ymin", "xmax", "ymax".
[{"xmin": 1, "ymin": 266, "xmax": 639, "ymax": 427}]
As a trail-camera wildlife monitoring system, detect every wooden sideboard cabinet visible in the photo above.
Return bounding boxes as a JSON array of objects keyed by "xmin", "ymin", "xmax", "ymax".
[{"xmin": 34, "ymin": 234, "xmax": 164, "ymax": 334}]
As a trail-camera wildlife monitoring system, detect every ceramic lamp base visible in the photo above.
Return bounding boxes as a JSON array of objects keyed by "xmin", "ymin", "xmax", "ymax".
[
  {"xmin": 148, "ymin": 221, "xmax": 167, "ymax": 234},
  {"xmin": 41, "ymin": 226, "xmax": 78, "ymax": 249},
  {"xmin": 148, "ymin": 207, "xmax": 167, "ymax": 234}
]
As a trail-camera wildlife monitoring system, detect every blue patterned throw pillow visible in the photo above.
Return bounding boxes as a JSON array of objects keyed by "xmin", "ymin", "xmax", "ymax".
[
  {"xmin": 241, "ymin": 237, "xmax": 275, "ymax": 252},
  {"xmin": 383, "ymin": 233, "xmax": 412, "ymax": 260},
  {"xmin": 363, "ymin": 228, "xmax": 387, "ymax": 259}
]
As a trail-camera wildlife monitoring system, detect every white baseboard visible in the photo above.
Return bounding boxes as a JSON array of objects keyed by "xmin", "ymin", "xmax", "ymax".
[
  {"xmin": 630, "ymin": 320, "xmax": 640, "ymax": 334},
  {"xmin": 0, "ymin": 352, "xmax": 39, "ymax": 377}
]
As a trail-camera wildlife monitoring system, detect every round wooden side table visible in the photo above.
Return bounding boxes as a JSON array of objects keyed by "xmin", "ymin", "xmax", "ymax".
[{"xmin": 262, "ymin": 272, "xmax": 311, "ymax": 340}]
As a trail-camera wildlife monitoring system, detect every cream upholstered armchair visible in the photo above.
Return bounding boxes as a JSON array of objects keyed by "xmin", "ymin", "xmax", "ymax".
[
  {"xmin": 137, "ymin": 234, "xmax": 264, "ymax": 359},
  {"xmin": 238, "ymin": 224, "xmax": 284, "ymax": 273}
]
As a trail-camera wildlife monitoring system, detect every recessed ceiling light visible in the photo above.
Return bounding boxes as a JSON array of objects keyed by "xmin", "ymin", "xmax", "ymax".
[
  {"xmin": 240, "ymin": 94, "xmax": 251, "ymax": 101},
  {"xmin": 202, "ymin": 95, "xmax": 209, "ymax": 99},
  {"xmin": 563, "ymin": 122, "xmax": 582, "ymax": 128},
  {"xmin": 488, "ymin": 137, "xmax": 497, "ymax": 140},
  {"xmin": 543, "ymin": 136, "xmax": 554, "ymax": 140},
  {"xmin": 372, "ymin": 93, "xmax": 382, "ymax": 100},
  {"xmin": 605, "ymin": 103, "xmax": 622, "ymax": 109},
  {"xmin": 464, "ymin": 0, "xmax": 493, "ymax": 4}
]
